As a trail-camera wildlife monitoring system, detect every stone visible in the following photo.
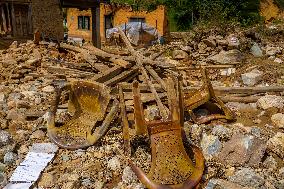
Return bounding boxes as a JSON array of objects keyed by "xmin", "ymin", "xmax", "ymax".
[
  {"xmin": 217, "ymin": 134, "xmax": 266, "ymax": 166},
  {"xmin": 271, "ymin": 113, "xmax": 284, "ymax": 128},
  {"xmin": 93, "ymin": 181, "xmax": 104, "ymax": 189},
  {"xmin": 266, "ymin": 46, "xmax": 281, "ymax": 56},
  {"xmin": 26, "ymin": 58, "xmax": 41, "ymax": 67},
  {"xmin": 212, "ymin": 125, "xmax": 232, "ymax": 140},
  {"xmin": 0, "ymin": 162, "xmax": 5, "ymax": 173},
  {"xmin": 31, "ymin": 130, "xmax": 46, "ymax": 139},
  {"xmin": 217, "ymin": 39, "xmax": 228, "ymax": 46},
  {"xmin": 267, "ymin": 132, "xmax": 284, "ymax": 158},
  {"xmin": 4, "ymin": 152, "xmax": 17, "ymax": 164},
  {"xmin": 205, "ymin": 178, "xmax": 253, "ymax": 189},
  {"xmin": 42, "ymin": 85, "xmax": 55, "ymax": 93},
  {"xmin": 61, "ymin": 181, "xmax": 80, "ymax": 189},
  {"xmin": 201, "ymin": 133, "xmax": 222, "ymax": 158},
  {"xmin": 203, "ymin": 37, "xmax": 216, "ymax": 47},
  {"xmin": 38, "ymin": 172, "xmax": 55, "ymax": 188},
  {"xmin": 172, "ymin": 50, "xmax": 188, "ymax": 60},
  {"xmin": 276, "ymin": 180, "xmax": 284, "ymax": 189},
  {"xmin": 278, "ymin": 167, "xmax": 284, "ymax": 179},
  {"xmin": 263, "ymin": 156, "xmax": 278, "ymax": 170},
  {"xmin": 208, "ymin": 50, "xmax": 244, "ymax": 64},
  {"xmin": 0, "ymin": 172, "xmax": 7, "ymax": 187},
  {"xmin": 144, "ymin": 105, "xmax": 160, "ymax": 121},
  {"xmin": 241, "ymin": 69, "xmax": 263, "ymax": 86},
  {"xmin": 251, "ymin": 42, "xmax": 263, "ymax": 57},
  {"xmin": 257, "ymin": 95, "xmax": 284, "ymax": 110},
  {"xmin": 227, "ymin": 35, "xmax": 240, "ymax": 49},
  {"xmin": 0, "ymin": 130, "xmax": 12, "ymax": 147},
  {"xmin": 122, "ymin": 166, "xmax": 138, "ymax": 184},
  {"xmin": 274, "ymin": 58, "xmax": 283, "ymax": 63},
  {"xmin": 9, "ymin": 41, "xmax": 18, "ymax": 49},
  {"xmin": 16, "ymin": 100, "xmax": 31, "ymax": 109},
  {"xmin": 107, "ymin": 157, "xmax": 121, "ymax": 171},
  {"xmin": 220, "ymin": 68, "xmax": 236, "ymax": 76},
  {"xmin": 61, "ymin": 154, "xmax": 70, "ymax": 162},
  {"xmin": 229, "ymin": 168, "xmax": 265, "ymax": 188},
  {"xmin": 190, "ymin": 124, "xmax": 203, "ymax": 142},
  {"xmin": 0, "ymin": 93, "xmax": 5, "ymax": 104}
]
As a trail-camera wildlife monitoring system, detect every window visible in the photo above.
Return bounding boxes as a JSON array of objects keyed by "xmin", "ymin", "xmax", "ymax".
[
  {"xmin": 129, "ymin": 17, "xmax": 145, "ymax": 23},
  {"xmin": 78, "ymin": 16, "xmax": 90, "ymax": 30}
]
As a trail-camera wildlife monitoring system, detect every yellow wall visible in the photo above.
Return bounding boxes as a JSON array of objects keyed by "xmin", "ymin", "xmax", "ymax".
[{"xmin": 67, "ymin": 4, "xmax": 167, "ymax": 42}]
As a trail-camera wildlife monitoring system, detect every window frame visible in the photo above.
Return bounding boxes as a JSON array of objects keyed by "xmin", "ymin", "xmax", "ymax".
[{"xmin": 78, "ymin": 16, "xmax": 90, "ymax": 30}]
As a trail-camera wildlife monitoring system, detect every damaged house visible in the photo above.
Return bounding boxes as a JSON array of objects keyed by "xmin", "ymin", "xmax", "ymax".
[
  {"xmin": 66, "ymin": 4, "xmax": 168, "ymax": 45},
  {"xmin": 0, "ymin": 0, "xmax": 64, "ymax": 39}
]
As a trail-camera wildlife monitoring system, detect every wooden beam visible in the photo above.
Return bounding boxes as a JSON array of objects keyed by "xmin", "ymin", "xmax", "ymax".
[
  {"xmin": 5, "ymin": 3, "xmax": 11, "ymax": 33},
  {"xmin": 91, "ymin": 6, "xmax": 101, "ymax": 48},
  {"xmin": 28, "ymin": 3, "xmax": 32, "ymax": 35},
  {"xmin": 11, "ymin": 3, "xmax": 16, "ymax": 36},
  {"xmin": 1, "ymin": 5, "xmax": 7, "ymax": 32},
  {"xmin": 104, "ymin": 66, "xmax": 139, "ymax": 86}
]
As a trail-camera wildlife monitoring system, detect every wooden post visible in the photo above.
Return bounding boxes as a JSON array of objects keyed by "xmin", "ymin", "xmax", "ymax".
[
  {"xmin": 11, "ymin": 3, "xmax": 16, "ymax": 36},
  {"xmin": 1, "ymin": 4, "xmax": 7, "ymax": 32},
  {"xmin": 5, "ymin": 3, "xmax": 11, "ymax": 33},
  {"xmin": 91, "ymin": 6, "xmax": 101, "ymax": 48},
  {"xmin": 28, "ymin": 4, "xmax": 32, "ymax": 35}
]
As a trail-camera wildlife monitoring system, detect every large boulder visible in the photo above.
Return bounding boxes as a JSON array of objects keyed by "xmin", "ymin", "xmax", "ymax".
[{"xmin": 208, "ymin": 50, "xmax": 244, "ymax": 64}]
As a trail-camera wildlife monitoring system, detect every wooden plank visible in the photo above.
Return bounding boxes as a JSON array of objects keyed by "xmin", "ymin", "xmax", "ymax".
[
  {"xmin": 91, "ymin": 6, "xmax": 101, "ymax": 48},
  {"xmin": 104, "ymin": 66, "xmax": 138, "ymax": 86},
  {"xmin": 27, "ymin": 3, "xmax": 32, "ymax": 35},
  {"xmin": 93, "ymin": 65, "xmax": 123, "ymax": 82},
  {"xmin": 5, "ymin": 3, "xmax": 11, "ymax": 32},
  {"xmin": 11, "ymin": 3, "xmax": 16, "ymax": 36},
  {"xmin": 47, "ymin": 66, "xmax": 96, "ymax": 78},
  {"xmin": 1, "ymin": 5, "xmax": 7, "ymax": 32}
]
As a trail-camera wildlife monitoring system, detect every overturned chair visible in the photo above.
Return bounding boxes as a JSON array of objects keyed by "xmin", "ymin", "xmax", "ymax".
[
  {"xmin": 184, "ymin": 68, "xmax": 236, "ymax": 124},
  {"xmin": 120, "ymin": 79, "xmax": 205, "ymax": 189},
  {"xmin": 47, "ymin": 80, "xmax": 119, "ymax": 150}
]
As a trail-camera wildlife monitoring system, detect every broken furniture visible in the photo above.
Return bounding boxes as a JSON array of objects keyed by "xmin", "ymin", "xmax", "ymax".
[
  {"xmin": 184, "ymin": 68, "xmax": 236, "ymax": 124},
  {"xmin": 47, "ymin": 80, "xmax": 119, "ymax": 150},
  {"xmin": 120, "ymin": 79, "xmax": 205, "ymax": 188}
]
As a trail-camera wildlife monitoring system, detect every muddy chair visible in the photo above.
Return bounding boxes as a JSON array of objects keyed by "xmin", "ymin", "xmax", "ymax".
[
  {"xmin": 120, "ymin": 79, "xmax": 205, "ymax": 189},
  {"xmin": 184, "ymin": 68, "xmax": 236, "ymax": 124},
  {"xmin": 47, "ymin": 80, "xmax": 119, "ymax": 150}
]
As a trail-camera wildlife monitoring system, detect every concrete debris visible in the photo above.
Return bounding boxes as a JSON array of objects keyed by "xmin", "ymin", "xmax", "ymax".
[
  {"xmin": 257, "ymin": 95, "xmax": 284, "ymax": 109},
  {"xmin": 267, "ymin": 132, "xmax": 284, "ymax": 159},
  {"xmin": 208, "ymin": 49, "xmax": 244, "ymax": 64},
  {"xmin": 228, "ymin": 168, "xmax": 265, "ymax": 188},
  {"xmin": 241, "ymin": 69, "xmax": 263, "ymax": 86},
  {"xmin": 251, "ymin": 43, "xmax": 263, "ymax": 57},
  {"xmin": 271, "ymin": 113, "xmax": 284, "ymax": 128}
]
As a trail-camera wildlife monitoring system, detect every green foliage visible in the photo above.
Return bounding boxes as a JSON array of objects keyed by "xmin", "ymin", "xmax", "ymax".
[{"xmin": 110, "ymin": 0, "xmax": 262, "ymax": 31}]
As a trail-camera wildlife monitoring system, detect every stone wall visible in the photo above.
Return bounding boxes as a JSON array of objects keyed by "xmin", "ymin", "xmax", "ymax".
[
  {"xmin": 67, "ymin": 4, "xmax": 167, "ymax": 42},
  {"xmin": 31, "ymin": 0, "xmax": 64, "ymax": 40}
]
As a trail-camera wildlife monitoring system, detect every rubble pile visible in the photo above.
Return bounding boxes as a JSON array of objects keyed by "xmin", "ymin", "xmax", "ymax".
[{"xmin": 0, "ymin": 24, "xmax": 284, "ymax": 189}]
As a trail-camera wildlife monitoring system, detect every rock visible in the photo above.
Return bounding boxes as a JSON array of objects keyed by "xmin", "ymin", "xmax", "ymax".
[
  {"xmin": 190, "ymin": 124, "xmax": 203, "ymax": 142},
  {"xmin": 267, "ymin": 132, "xmax": 284, "ymax": 158},
  {"xmin": 251, "ymin": 42, "xmax": 263, "ymax": 57},
  {"xmin": 276, "ymin": 180, "xmax": 284, "ymax": 189},
  {"xmin": 93, "ymin": 181, "xmax": 104, "ymax": 189},
  {"xmin": 278, "ymin": 167, "xmax": 284, "ymax": 179},
  {"xmin": 16, "ymin": 100, "xmax": 31, "ymax": 109},
  {"xmin": 6, "ymin": 110, "xmax": 26, "ymax": 121},
  {"xmin": 208, "ymin": 50, "xmax": 243, "ymax": 64},
  {"xmin": 274, "ymin": 58, "xmax": 283, "ymax": 63},
  {"xmin": 4, "ymin": 152, "xmax": 17, "ymax": 164},
  {"xmin": 107, "ymin": 157, "xmax": 121, "ymax": 171},
  {"xmin": 0, "ymin": 162, "xmax": 5, "ymax": 173},
  {"xmin": 61, "ymin": 181, "xmax": 80, "ymax": 189},
  {"xmin": 257, "ymin": 95, "xmax": 284, "ymax": 110},
  {"xmin": 212, "ymin": 125, "xmax": 232, "ymax": 140},
  {"xmin": 38, "ymin": 172, "xmax": 55, "ymax": 188},
  {"xmin": 203, "ymin": 37, "xmax": 216, "ymax": 47},
  {"xmin": 0, "ymin": 130, "xmax": 12, "ymax": 147},
  {"xmin": 9, "ymin": 41, "xmax": 18, "ymax": 49},
  {"xmin": 122, "ymin": 166, "xmax": 138, "ymax": 184},
  {"xmin": 42, "ymin": 85, "xmax": 55, "ymax": 93},
  {"xmin": 144, "ymin": 105, "xmax": 160, "ymax": 121},
  {"xmin": 61, "ymin": 154, "xmax": 70, "ymax": 162},
  {"xmin": 201, "ymin": 133, "xmax": 222, "ymax": 158},
  {"xmin": 263, "ymin": 156, "xmax": 278, "ymax": 170},
  {"xmin": 172, "ymin": 50, "xmax": 188, "ymax": 60},
  {"xmin": 217, "ymin": 39, "xmax": 228, "ymax": 46},
  {"xmin": 266, "ymin": 46, "xmax": 281, "ymax": 56},
  {"xmin": 229, "ymin": 168, "xmax": 265, "ymax": 188},
  {"xmin": 0, "ymin": 172, "xmax": 7, "ymax": 187},
  {"xmin": 0, "ymin": 93, "xmax": 5, "ymax": 104},
  {"xmin": 205, "ymin": 178, "xmax": 253, "ymax": 189},
  {"xmin": 271, "ymin": 113, "xmax": 284, "ymax": 128},
  {"xmin": 220, "ymin": 68, "xmax": 236, "ymax": 76},
  {"xmin": 227, "ymin": 35, "xmax": 240, "ymax": 49},
  {"xmin": 31, "ymin": 130, "xmax": 46, "ymax": 139},
  {"xmin": 26, "ymin": 58, "xmax": 41, "ymax": 67},
  {"xmin": 241, "ymin": 69, "xmax": 263, "ymax": 86},
  {"xmin": 217, "ymin": 134, "xmax": 266, "ymax": 166}
]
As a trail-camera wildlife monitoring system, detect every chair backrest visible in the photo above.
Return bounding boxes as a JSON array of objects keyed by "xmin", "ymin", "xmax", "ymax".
[{"xmin": 68, "ymin": 81, "xmax": 111, "ymax": 120}]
